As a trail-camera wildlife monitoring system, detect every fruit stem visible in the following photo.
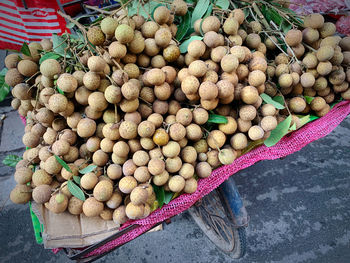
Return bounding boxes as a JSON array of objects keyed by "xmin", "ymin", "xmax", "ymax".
[
  {"xmin": 57, "ymin": 11, "xmax": 98, "ymax": 54},
  {"xmin": 270, "ymin": 20, "xmax": 301, "ymax": 65},
  {"xmin": 251, "ymin": 2, "xmax": 270, "ymax": 30},
  {"xmin": 303, "ymin": 42, "xmax": 317, "ymax": 53},
  {"xmin": 83, "ymin": 4, "xmax": 113, "ymax": 15},
  {"xmin": 248, "ymin": 7, "xmax": 289, "ymax": 57}
]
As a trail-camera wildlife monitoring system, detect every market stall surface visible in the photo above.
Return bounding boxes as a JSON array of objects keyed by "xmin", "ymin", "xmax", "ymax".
[{"xmin": 0, "ymin": 55, "xmax": 350, "ymax": 263}]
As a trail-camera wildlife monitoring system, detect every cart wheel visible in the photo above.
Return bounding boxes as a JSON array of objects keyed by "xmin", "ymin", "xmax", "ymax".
[{"xmin": 188, "ymin": 189, "xmax": 247, "ymax": 259}]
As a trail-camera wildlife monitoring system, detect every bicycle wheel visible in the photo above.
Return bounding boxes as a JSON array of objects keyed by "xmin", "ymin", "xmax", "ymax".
[{"xmin": 188, "ymin": 188, "xmax": 247, "ymax": 259}]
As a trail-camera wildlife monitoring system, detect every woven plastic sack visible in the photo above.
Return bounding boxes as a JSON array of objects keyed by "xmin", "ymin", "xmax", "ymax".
[{"xmin": 71, "ymin": 100, "xmax": 350, "ymax": 258}]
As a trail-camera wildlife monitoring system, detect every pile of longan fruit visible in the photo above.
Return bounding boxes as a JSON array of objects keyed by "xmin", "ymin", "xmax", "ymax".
[{"xmin": 5, "ymin": 0, "xmax": 350, "ymax": 226}]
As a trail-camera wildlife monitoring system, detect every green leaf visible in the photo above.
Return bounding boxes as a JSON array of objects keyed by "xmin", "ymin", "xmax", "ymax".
[
  {"xmin": 215, "ymin": 0, "xmax": 229, "ymax": 9},
  {"xmin": 309, "ymin": 115, "xmax": 319, "ymax": 122},
  {"xmin": 207, "ymin": 114, "xmax": 228, "ymax": 124},
  {"xmin": 191, "ymin": 0, "xmax": 210, "ymax": 26},
  {"xmin": 73, "ymin": 175, "xmax": 81, "ymax": 185},
  {"xmin": 0, "ymin": 83, "xmax": 10, "ymax": 101},
  {"xmin": 304, "ymin": 96, "xmax": 314, "ymax": 104},
  {"xmin": 79, "ymin": 164, "xmax": 97, "ymax": 174},
  {"xmin": 54, "ymin": 155, "xmax": 72, "ymax": 173},
  {"xmin": 203, "ymin": 3, "xmax": 213, "ymax": 19},
  {"xmin": 2, "ymin": 155, "xmax": 22, "ymax": 167},
  {"xmin": 164, "ymin": 191, "xmax": 174, "ymax": 204},
  {"xmin": 289, "ymin": 123, "xmax": 296, "ymax": 131},
  {"xmin": 281, "ymin": 21, "xmax": 292, "ymax": 33},
  {"xmin": 273, "ymin": 95, "xmax": 285, "ymax": 106},
  {"xmin": 298, "ymin": 115, "xmax": 310, "ymax": 127},
  {"xmin": 52, "ymin": 34, "xmax": 72, "ymax": 58},
  {"xmin": 67, "ymin": 180, "xmax": 86, "ymax": 201},
  {"xmin": 176, "ymin": 11, "xmax": 192, "ymax": 41},
  {"xmin": 179, "ymin": 36, "xmax": 203, "ymax": 53},
  {"xmin": 20, "ymin": 42, "xmax": 31, "ymax": 56},
  {"xmin": 260, "ymin": 93, "xmax": 285, "ymax": 109},
  {"xmin": 66, "ymin": 22, "xmax": 75, "ymax": 29},
  {"xmin": 264, "ymin": 115, "xmax": 292, "ymax": 147},
  {"xmin": 56, "ymin": 87, "xmax": 64, "ymax": 95},
  {"xmin": 0, "ymin": 68, "xmax": 8, "ymax": 76},
  {"xmin": 152, "ymin": 185, "xmax": 165, "ymax": 208},
  {"xmin": 129, "ymin": 0, "xmax": 160, "ymax": 19},
  {"xmin": 39, "ymin": 52, "xmax": 60, "ymax": 64}
]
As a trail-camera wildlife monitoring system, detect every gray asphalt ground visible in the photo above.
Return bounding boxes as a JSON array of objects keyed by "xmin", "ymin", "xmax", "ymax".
[{"xmin": 1, "ymin": 51, "xmax": 350, "ymax": 263}]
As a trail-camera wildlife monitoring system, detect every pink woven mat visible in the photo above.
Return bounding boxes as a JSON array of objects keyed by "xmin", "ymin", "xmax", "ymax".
[{"xmin": 73, "ymin": 100, "xmax": 350, "ymax": 258}]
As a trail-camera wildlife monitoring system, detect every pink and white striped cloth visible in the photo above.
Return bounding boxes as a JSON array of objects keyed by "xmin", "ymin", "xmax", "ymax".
[{"xmin": 0, "ymin": 0, "xmax": 67, "ymax": 50}]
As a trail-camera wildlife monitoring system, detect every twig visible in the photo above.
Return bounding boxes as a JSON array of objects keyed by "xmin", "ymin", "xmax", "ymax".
[
  {"xmin": 270, "ymin": 20, "xmax": 301, "ymax": 64},
  {"xmin": 303, "ymin": 42, "xmax": 317, "ymax": 53},
  {"xmin": 248, "ymin": 7, "xmax": 289, "ymax": 57},
  {"xmin": 57, "ymin": 10, "xmax": 98, "ymax": 54},
  {"xmin": 83, "ymin": 4, "xmax": 112, "ymax": 15},
  {"xmin": 25, "ymin": 71, "xmax": 40, "ymax": 84},
  {"xmin": 251, "ymin": 2, "xmax": 270, "ymax": 30}
]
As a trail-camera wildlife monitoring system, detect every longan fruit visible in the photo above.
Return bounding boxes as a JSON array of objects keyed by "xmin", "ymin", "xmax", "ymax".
[
  {"xmin": 221, "ymin": 54, "xmax": 239, "ymax": 73},
  {"xmin": 179, "ymin": 163, "xmax": 194, "ymax": 179},
  {"xmin": 153, "ymin": 170, "xmax": 170, "ymax": 186},
  {"xmin": 148, "ymin": 158, "xmax": 165, "ymax": 175},
  {"xmin": 316, "ymin": 46, "xmax": 334, "ymax": 62},
  {"xmin": 261, "ymin": 116, "xmax": 278, "ymax": 132},
  {"xmin": 241, "ymin": 86, "xmax": 259, "ymax": 104},
  {"xmin": 134, "ymin": 166, "xmax": 151, "ymax": 183},
  {"xmin": 119, "ymin": 176, "xmax": 137, "ymax": 194},
  {"xmin": 289, "ymin": 97, "xmax": 306, "ymax": 113},
  {"xmin": 302, "ymin": 28, "xmax": 319, "ymax": 44},
  {"xmin": 248, "ymin": 70, "xmax": 266, "ymax": 87},
  {"xmin": 261, "ymin": 104, "xmax": 277, "ymax": 116},
  {"xmin": 107, "ymin": 164, "xmax": 122, "ymax": 180},
  {"xmin": 192, "ymin": 108, "xmax": 209, "ymax": 125},
  {"xmin": 245, "ymin": 33, "xmax": 261, "ymax": 49},
  {"xmin": 176, "ymin": 108, "xmax": 193, "ymax": 126},
  {"xmin": 201, "ymin": 16, "xmax": 221, "ymax": 33},
  {"xmin": 207, "ymin": 130, "xmax": 226, "ymax": 149},
  {"xmin": 285, "ymin": 29, "xmax": 302, "ymax": 47},
  {"xmin": 184, "ymin": 178, "xmax": 198, "ymax": 194},
  {"xmin": 304, "ymin": 13, "xmax": 324, "ymax": 29},
  {"xmin": 181, "ymin": 75, "xmax": 200, "ymax": 95},
  {"xmin": 168, "ymin": 176, "xmax": 185, "ymax": 193},
  {"xmin": 132, "ymin": 150, "xmax": 150, "ymax": 166},
  {"xmin": 154, "ymin": 6, "xmax": 170, "ymax": 24},
  {"xmin": 147, "ymin": 113, "xmax": 163, "ymax": 128},
  {"xmin": 310, "ymin": 97, "xmax": 326, "ymax": 111},
  {"xmin": 146, "ymin": 68, "xmax": 166, "ymax": 85},
  {"xmin": 300, "ymin": 72, "xmax": 315, "ymax": 88},
  {"xmin": 230, "ymin": 133, "xmax": 248, "ymax": 150},
  {"xmin": 196, "ymin": 162, "xmax": 212, "ymax": 178},
  {"xmin": 188, "ymin": 40, "xmax": 206, "ymax": 58},
  {"xmin": 199, "ymin": 81, "xmax": 218, "ymax": 100},
  {"xmin": 248, "ymin": 125, "xmax": 264, "ymax": 141},
  {"xmin": 223, "ymin": 17, "xmax": 239, "ymax": 35},
  {"xmin": 218, "ymin": 148, "xmax": 236, "ymax": 165},
  {"xmin": 218, "ymin": 117, "xmax": 237, "ymax": 135},
  {"xmin": 169, "ymin": 123, "xmax": 186, "ymax": 141},
  {"xmin": 279, "ymin": 73, "xmax": 293, "ymax": 89},
  {"xmin": 153, "ymin": 128, "xmax": 169, "ymax": 146},
  {"xmin": 188, "ymin": 60, "xmax": 208, "ymax": 78},
  {"xmin": 162, "ymin": 141, "xmax": 181, "ymax": 158},
  {"xmin": 165, "ymin": 156, "xmax": 182, "ymax": 174}
]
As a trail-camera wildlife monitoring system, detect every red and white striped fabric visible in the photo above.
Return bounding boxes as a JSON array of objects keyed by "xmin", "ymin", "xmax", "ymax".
[{"xmin": 0, "ymin": 0, "xmax": 67, "ymax": 50}]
